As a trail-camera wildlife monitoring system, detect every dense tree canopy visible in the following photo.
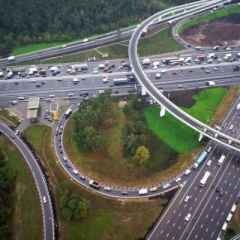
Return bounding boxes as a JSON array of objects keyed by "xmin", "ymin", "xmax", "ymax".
[
  {"xmin": 0, "ymin": 149, "xmax": 15, "ymax": 239},
  {"xmin": 0, "ymin": 0, "xmax": 192, "ymax": 55}
]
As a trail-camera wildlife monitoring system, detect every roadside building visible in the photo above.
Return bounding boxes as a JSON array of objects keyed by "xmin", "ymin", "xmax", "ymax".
[{"xmin": 27, "ymin": 97, "xmax": 40, "ymax": 122}]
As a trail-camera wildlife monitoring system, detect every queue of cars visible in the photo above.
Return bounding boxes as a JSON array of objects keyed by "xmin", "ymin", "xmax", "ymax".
[{"xmin": 53, "ymin": 106, "xmax": 202, "ymax": 198}]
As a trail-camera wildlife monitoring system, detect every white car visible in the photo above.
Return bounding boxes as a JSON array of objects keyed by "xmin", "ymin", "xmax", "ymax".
[
  {"xmin": 83, "ymin": 38, "xmax": 89, "ymax": 43},
  {"xmin": 184, "ymin": 169, "xmax": 191, "ymax": 175},
  {"xmin": 175, "ymin": 177, "xmax": 181, "ymax": 183},
  {"xmin": 184, "ymin": 195, "xmax": 191, "ymax": 202},
  {"xmin": 102, "ymin": 76, "xmax": 109, "ymax": 83},
  {"xmin": 185, "ymin": 213, "xmax": 191, "ymax": 222},
  {"xmin": 163, "ymin": 183, "xmax": 171, "ymax": 189},
  {"xmin": 43, "ymin": 196, "xmax": 47, "ymax": 204},
  {"xmin": 206, "ymin": 160, "xmax": 212, "ymax": 167}
]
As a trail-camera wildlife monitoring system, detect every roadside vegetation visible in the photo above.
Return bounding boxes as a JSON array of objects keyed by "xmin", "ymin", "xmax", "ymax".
[
  {"xmin": 0, "ymin": 136, "xmax": 42, "ymax": 240},
  {"xmin": 178, "ymin": 4, "xmax": 240, "ymax": 34},
  {"xmin": 64, "ymin": 92, "xmax": 177, "ymax": 186},
  {"xmin": 0, "ymin": 108, "xmax": 20, "ymax": 128},
  {"xmin": 144, "ymin": 87, "xmax": 227, "ymax": 153},
  {"xmin": 224, "ymin": 207, "xmax": 240, "ymax": 240},
  {"xmin": 42, "ymin": 27, "xmax": 183, "ymax": 64},
  {"xmin": 23, "ymin": 124, "xmax": 167, "ymax": 240},
  {"xmin": 13, "ymin": 42, "xmax": 71, "ymax": 56},
  {"xmin": 64, "ymin": 87, "xmax": 230, "ymax": 185}
]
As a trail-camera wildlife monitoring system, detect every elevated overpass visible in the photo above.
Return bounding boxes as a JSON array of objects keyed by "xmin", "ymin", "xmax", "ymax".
[{"xmin": 128, "ymin": 0, "xmax": 240, "ymax": 153}]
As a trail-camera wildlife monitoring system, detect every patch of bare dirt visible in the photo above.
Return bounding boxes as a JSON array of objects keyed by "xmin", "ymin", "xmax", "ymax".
[{"xmin": 181, "ymin": 15, "xmax": 240, "ymax": 46}]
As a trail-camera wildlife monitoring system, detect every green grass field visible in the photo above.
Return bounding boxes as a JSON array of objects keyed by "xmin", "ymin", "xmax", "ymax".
[
  {"xmin": 0, "ymin": 136, "xmax": 42, "ymax": 240},
  {"xmin": 144, "ymin": 87, "xmax": 227, "ymax": 153},
  {"xmin": 32, "ymin": 27, "xmax": 182, "ymax": 64},
  {"xmin": 178, "ymin": 4, "xmax": 240, "ymax": 34},
  {"xmin": 23, "ymin": 124, "xmax": 167, "ymax": 240},
  {"xmin": 139, "ymin": 28, "xmax": 183, "ymax": 56},
  {"xmin": 13, "ymin": 42, "xmax": 71, "ymax": 56}
]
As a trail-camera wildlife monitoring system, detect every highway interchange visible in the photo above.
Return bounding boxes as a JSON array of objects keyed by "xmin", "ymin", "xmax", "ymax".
[{"xmin": 0, "ymin": 0, "xmax": 240, "ymax": 239}]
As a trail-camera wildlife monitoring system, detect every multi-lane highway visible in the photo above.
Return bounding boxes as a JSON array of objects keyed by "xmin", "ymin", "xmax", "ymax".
[
  {"xmin": 0, "ymin": 122, "xmax": 55, "ymax": 240},
  {"xmin": 1, "ymin": 55, "xmax": 240, "ymax": 107},
  {"xmin": 147, "ymin": 95, "xmax": 240, "ymax": 240},
  {"xmin": 0, "ymin": 0, "xmax": 240, "ymax": 239}
]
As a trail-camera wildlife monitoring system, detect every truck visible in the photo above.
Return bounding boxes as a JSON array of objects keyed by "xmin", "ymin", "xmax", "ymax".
[
  {"xmin": 113, "ymin": 77, "xmax": 129, "ymax": 86},
  {"xmin": 200, "ymin": 171, "xmax": 211, "ymax": 187},
  {"xmin": 64, "ymin": 108, "xmax": 72, "ymax": 118}
]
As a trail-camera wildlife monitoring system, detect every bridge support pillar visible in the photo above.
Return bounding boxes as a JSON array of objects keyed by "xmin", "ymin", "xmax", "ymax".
[
  {"xmin": 198, "ymin": 133, "xmax": 203, "ymax": 142},
  {"xmin": 160, "ymin": 105, "xmax": 166, "ymax": 118}
]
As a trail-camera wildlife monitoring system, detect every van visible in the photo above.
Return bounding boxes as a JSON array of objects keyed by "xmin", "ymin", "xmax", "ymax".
[{"xmin": 218, "ymin": 154, "xmax": 226, "ymax": 166}]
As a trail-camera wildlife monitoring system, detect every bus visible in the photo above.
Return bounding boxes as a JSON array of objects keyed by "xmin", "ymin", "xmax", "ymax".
[
  {"xmin": 200, "ymin": 171, "xmax": 211, "ymax": 187},
  {"xmin": 194, "ymin": 151, "xmax": 208, "ymax": 169},
  {"xmin": 113, "ymin": 77, "xmax": 135, "ymax": 86}
]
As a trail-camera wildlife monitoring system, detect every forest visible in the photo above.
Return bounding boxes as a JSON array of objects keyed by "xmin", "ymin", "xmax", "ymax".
[
  {"xmin": 0, "ymin": 148, "xmax": 14, "ymax": 239},
  {"xmin": 0, "ymin": 0, "xmax": 191, "ymax": 55}
]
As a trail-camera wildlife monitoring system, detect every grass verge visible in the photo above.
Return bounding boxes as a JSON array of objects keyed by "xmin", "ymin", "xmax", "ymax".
[
  {"xmin": 42, "ymin": 27, "xmax": 182, "ymax": 64},
  {"xmin": 23, "ymin": 124, "xmax": 167, "ymax": 240},
  {"xmin": 144, "ymin": 87, "xmax": 228, "ymax": 153},
  {"xmin": 0, "ymin": 136, "xmax": 42, "ymax": 240},
  {"xmin": 12, "ymin": 41, "xmax": 72, "ymax": 56}
]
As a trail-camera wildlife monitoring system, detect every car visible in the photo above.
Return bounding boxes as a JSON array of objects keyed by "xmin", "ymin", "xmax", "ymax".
[
  {"xmin": 43, "ymin": 196, "xmax": 47, "ymax": 204},
  {"xmin": 155, "ymin": 73, "xmax": 162, "ymax": 79},
  {"xmin": 83, "ymin": 38, "xmax": 89, "ymax": 43},
  {"xmin": 79, "ymin": 175, "xmax": 86, "ymax": 180},
  {"xmin": 73, "ymin": 169, "xmax": 79, "ymax": 175},
  {"xmin": 185, "ymin": 213, "xmax": 191, "ymax": 222},
  {"xmin": 7, "ymin": 55, "xmax": 15, "ymax": 61},
  {"xmin": 15, "ymin": 129, "xmax": 20, "ymax": 135},
  {"xmin": 149, "ymin": 186, "xmax": 158, "ymax": 192},
  {"xmin": 175, "ymin": 177, "xmax": 181, "ymax": 183},
  {"xmin": 184, "ymin": 195, "xmax": 191, "ymax": 202},
  {"xmin": 89, "ymin": 179, "xmax": 100, "ymax": 189},
  {"xmin": 103, "ymin": 186, "xmax": 112, "ymax": 191},
  {"xmin": 121, "ymin": 191, "xmax": 128, "ymax": 195},
  {"xmin": 163, "ymin": 183, "xmax": 171, "ymax": 189},
  {"xmin": 206, "ymin": 160, "xmax": 212, "ymax": 167},
  {"xmin": 102, "ymin": 76, "xmax": 109, "ymax": 83},
  {"xmin": 138, "ymin": 188, "xmax": 148, "ymax": 195},
  {"xmin": 184, "ymin": 169, "xmax": 191, "ymax": 175}
]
